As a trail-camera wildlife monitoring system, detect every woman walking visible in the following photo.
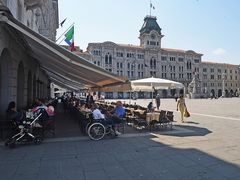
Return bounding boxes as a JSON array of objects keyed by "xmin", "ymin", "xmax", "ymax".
[{"xmin": 177, "ymin": 95, "xmax": 187, "ymax": 123}]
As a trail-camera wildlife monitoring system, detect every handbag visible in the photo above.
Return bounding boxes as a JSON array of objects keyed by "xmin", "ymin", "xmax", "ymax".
[{"xmin": 184, "ymin": 109, "xmax": 190, "ymax": 117}]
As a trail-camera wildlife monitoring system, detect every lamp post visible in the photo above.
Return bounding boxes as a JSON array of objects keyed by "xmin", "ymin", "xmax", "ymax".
[{"xmin": 222, "ymin": 73, "xmax": 226, "ymax": 97}]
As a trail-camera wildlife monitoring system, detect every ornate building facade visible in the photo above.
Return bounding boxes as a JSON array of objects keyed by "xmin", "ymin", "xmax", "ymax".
[
  {"xmin": 0, "ymin": 0, "xmax": 59, "ymax": 116},
  {"xmin": 87, "ymin": 15, "xmax": 240, "ymax": 99}
]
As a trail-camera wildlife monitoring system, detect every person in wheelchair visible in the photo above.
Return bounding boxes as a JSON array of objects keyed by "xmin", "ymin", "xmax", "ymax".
[
  {"xmin": 105, "ymin": 101, "xmax": 125, "ymax": 135},
  {"xmin": 92, "ymin": 103, "xmax": 105, "ymax": 121}
]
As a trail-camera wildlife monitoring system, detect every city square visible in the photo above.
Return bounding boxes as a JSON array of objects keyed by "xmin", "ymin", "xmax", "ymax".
[
  {"xmin": 0, "ymin": 98, "xmax": 239, "ymax": 180},
  {"xmin": 0, "ymin": 0, "xmax": 240, "ymax": 180}
]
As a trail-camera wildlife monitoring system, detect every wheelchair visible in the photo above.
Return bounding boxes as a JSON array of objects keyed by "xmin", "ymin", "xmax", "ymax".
[
  {"xmin": 87, "ymin": 119, "xmax": 117, "ymax": 141},
  {"xmin": 5, "ymin": 112, "xmax": 43, "ymax": 148}
]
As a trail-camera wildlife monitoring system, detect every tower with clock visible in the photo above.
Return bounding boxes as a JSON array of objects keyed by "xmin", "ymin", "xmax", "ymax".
[{"xmin": 139, "ymin": 16, "xmax": 164, "ymax": 49}]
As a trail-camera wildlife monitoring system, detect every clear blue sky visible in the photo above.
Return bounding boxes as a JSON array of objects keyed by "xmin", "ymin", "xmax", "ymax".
[{"xmin": 57, "ymin": 0, "xmax": 240, "ymax": 65}]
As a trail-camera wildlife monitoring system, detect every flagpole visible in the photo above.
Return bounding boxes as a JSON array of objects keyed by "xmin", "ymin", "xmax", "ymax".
[
  {"xmin": 56, "ymin": 23, "xmax": 75, "ymax": 43},
  {"xmin": 150, "ymin": 0, "xmax": 152, "ymax": 16}
]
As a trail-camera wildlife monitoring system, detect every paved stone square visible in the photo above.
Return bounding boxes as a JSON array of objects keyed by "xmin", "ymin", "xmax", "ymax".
[{"xmin": 0, "ymin": 98, "xmax": 240, "ymax": 180}]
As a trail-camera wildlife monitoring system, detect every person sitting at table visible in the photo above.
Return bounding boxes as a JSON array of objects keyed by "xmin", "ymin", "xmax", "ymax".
[
  {"xmin": 106, "ymin": 101, "xmax": 125, "ymax": 135},
  {"xmin": 92, "ymin": 103, "xmax": 105, "ymax": 121},
  {"xmin": 147, "ymin": 102, "xmax": 154, "ymax": 112},
  {"xmin": 6, "ymin": 101, "xmax": 24, "ymax": 123}
]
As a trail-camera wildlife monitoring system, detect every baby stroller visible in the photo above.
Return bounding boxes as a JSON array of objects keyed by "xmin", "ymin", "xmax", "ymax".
[{"xmin": 5, "ymin": 112, "xmax": 43, "ymax": 148}]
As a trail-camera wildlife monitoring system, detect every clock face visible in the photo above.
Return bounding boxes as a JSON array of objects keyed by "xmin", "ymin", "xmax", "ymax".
[{"xmin": 151, "ymin": 34, "xmax": 156, "ymax": 39}]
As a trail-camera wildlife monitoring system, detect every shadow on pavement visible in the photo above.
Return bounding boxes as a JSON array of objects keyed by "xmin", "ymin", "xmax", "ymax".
[{"xmin": 153, "ymin": 124, "xmax": 213, "ymax": 137}]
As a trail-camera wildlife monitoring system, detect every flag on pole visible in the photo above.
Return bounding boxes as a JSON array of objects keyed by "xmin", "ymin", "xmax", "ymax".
[
  {"xmin": 64, "ymin": 26, "xmax": 75, "ymax": 52},
  {"xmin": 60, "ymin": 18, "xmax": 67, "ymax": 27},
  {"xmin": 150, "ymin": 3, "xmax": 155, "ymax": 9}
]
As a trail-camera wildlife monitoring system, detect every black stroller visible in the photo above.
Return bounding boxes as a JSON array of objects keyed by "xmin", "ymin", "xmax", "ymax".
[{"xmin": 5, "ymin": 112, "xmax": 43, "ymax": 148}]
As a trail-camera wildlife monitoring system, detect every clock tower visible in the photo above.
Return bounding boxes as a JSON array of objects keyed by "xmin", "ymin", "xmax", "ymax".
[{"xmin": 139, "ymin": 16, "xmax": 164, "ymax": 49}]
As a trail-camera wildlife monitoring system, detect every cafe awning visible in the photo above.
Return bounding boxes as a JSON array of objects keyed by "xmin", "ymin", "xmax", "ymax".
[{"xmin": 0, "ymin": 6, "xmax": 126, "ymax": 90}]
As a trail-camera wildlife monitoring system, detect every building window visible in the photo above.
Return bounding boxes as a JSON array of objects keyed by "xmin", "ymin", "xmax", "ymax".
[
  {"xmin": 210, "ymin": 75, "xmax": 214, "ymax": 80},
  {"xmin": 131, "ymin": 71, "xmax": 134, "ymax": 77},
  {"xmin": 218, "ymin": 69, "xmax": 221, "ymax": 73},
  {"xmin": 105, "ymin": 54, "xmax": 112, "ymax": 64},
  {"xmin": 194, "ymin": 59, "xmax": 200, "ymax": 63},
  {"xmin": 93, "ymin": 50, "xmax": 101, "ymax": 56},
  {"xmin": 187, "ymin": 61, "xmax": 192, "ymax": 70},
  {"xmin": 120, "ymin": 63, "xmax": 123, "ymax": 68},
  {"xmin": 150, "ymin": 58, "xmax": 156, "ymax": 69},
  {"xmin": 116, "ymin": 52, "xmax": 123, "ymax": 57},
  {"xmin": 178, "ymin": 58, "xmax": 184, "ymax": 62},
  {"xmin": 150, "ymin": 41, "xmax": 156, "ymax": 45},
  {"xmin": 161, "ymin": 56, "xmax": 167, "ymax": 61},
  {"xmin": 127, "ymin": 63, "xmax": 130, "ymax": 70},
  {"xmin": 170, "ymin": 57, "xmax": 176, "ymax": 61},
  {"xmin": 127, "ymin": 52, "xmax": 134, "ymax": 58},
  {"xmin": 203, "ymin": 68, "xmax": 207, "ymax": 73},
  {"xmin": 137, "ymin": 54, "xmax": 144, "ymax": 59},
  {"xmin": 210, "ymin": 68, "xmax": 214, "ymax": 73}
]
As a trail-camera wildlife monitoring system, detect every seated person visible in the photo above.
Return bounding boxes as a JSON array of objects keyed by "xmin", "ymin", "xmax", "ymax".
[
  {"xmin": 47, "ymin": 105, "xmax": 55, "ymax": 117},
  {"xmin": 92, "ymin": 103, "xmax": 105, "ymax": 121},
  {"xmin": 6, "ymin": 101, "xmax": 24, "ymax": 123},
  {"xmin": 147, "ymin": 102, "xmax": 154, "ymax": 112},
  {"xmin": 106, "ymin": 101, "xmax": 125, "ymax": 135}
]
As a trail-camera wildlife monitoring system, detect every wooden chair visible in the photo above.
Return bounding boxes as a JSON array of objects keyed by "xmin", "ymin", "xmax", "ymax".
[{"xmin": 166, "ymin": 111, "xmax": 174, "ymax": 121}]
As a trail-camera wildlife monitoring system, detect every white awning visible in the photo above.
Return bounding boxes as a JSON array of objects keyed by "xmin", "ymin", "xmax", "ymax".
[{"xmin": 0, "ymin": 7, "xmax": 126, "ymax": 90}]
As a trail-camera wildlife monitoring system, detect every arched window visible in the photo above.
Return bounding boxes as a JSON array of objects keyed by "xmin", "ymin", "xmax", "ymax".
[
  {"xmin": 109, "ymin": 55, "xmax": 112, "ymax": 64},
  {"xmin": 150, "ymin": 59, "xmax": 153, "ymax": 67},
  {"xmin": 105, "ymin": 55, "xmax": 108, "ymax": 64}
]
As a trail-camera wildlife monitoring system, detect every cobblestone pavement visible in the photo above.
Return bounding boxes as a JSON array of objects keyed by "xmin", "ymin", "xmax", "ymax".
[{"xmin": 0, "ymin": 98, "xmax": 240, "ymax": 180}]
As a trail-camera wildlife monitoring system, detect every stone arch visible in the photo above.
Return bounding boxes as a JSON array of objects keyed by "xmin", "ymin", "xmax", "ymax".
[
  {"xmin": 218, "ymin": 89, "xmax": 222, "ymax": 97},
  {"xmin": 162, "ymin": 89, "xmax": 167, "ymax": 98},
  {"xmin": 179, "ymin": 89, "xmax": 184, "ymax": 95},
  {"xmin": 0, "ymin": 48, "xmax": 12, "ymax": 115},
  {"xmin": 230, "ymin": 89, "xmax": 234, "ymax": 97},
  {"xmin": 170, "ymin": 89, "xmax": 176, "ymax": 97},
  {"xmin": 17, "ymin": 61, "xmax": 25, "ymax": 109},
  {"xmin": 27, "ymin": 70, "xmax": 32, "ymax": 106},
  {"xmin": 225, "ymin": 89, "xmax": 229, "ymax": 97},
  {"xmin": 210, "ymin": 89, "xmax": 215, "ymax": 97}
]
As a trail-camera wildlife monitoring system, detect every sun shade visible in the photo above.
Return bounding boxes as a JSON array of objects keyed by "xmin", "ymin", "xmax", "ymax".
[{"xmin": 0, "ymin": 7, "xmax": 126, "ymax": 90}]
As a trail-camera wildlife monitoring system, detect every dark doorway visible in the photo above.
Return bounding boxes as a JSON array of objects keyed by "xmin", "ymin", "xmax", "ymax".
[{"xmin": 218, "ymin": 89, "xmax": 222, "ymax": 97}]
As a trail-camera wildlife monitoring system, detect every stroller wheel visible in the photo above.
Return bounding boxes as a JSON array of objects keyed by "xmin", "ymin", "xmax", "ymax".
[
  {"xmin": 4, "ymin": 138, "xmax": 11, "ymax": 146},
  {"xmin": 34, "ymin": 137, "xmax": 42, "ymax": 145},
  {"xmin": 8, "ymin": 140, "xmax": 16, "ymax": 148}
]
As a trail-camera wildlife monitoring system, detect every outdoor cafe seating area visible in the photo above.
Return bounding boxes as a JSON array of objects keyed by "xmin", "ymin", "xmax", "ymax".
[
  {"xmin": 1, "ymin": 97, "xmax": 175, "ymax": 142},
  {"xmin": 66, "ymin": 98, "xmax": 174, "ymax": 136}
]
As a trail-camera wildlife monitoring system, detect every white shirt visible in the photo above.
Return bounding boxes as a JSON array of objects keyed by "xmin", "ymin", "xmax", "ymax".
[{"xmin": 92, "ymin": 109, "xmax": 104, "ymax": 120}]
